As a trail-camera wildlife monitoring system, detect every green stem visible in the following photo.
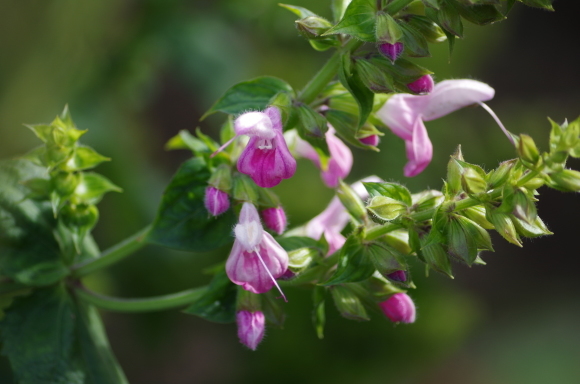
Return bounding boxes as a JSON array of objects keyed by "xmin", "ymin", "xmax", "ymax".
[
  {"xmin": 71, "ymin": 225, "xmax": 152, "ymax": 278},
  {"xmin": 298, "ymin": 39, "xmax": 363, "ymax": 104},
  {"xmin": 385, "ymin": 0, "xmax": 414, "ymax": 14},
  {"xmin": 73, "ymin": 284, "xmax": 207, "ymax": 312}
]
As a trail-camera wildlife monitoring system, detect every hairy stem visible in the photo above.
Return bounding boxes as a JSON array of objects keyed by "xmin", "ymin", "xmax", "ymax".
[
  {"xmin": 71, "ymin": 225, "xmax": 152, "ymax": 278},
  {"xmin": 73, "ymin": 283, "xmax": 207, "ymax": 312},
  {"xmin": 298, "ymin": 39, "xmax": 363, "ymax": 104}
]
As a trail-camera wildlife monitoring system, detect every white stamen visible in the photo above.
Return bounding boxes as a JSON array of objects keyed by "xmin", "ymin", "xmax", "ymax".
[
  {"xmin": 255, "ymin": 248, "xmax": 288, "ymax": 302},
  {"xmin": 478, "ymin": 102, "xmax": 516, "ymax": 146}
]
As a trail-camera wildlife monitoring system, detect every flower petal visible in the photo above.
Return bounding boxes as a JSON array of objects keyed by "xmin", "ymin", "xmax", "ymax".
[
  {"xmin": 403, "ymin": 118, "xmax": 433, "ymax": 177},
  {"xmin": 376, "ymin": 94, "xmax": 430, "ymax": 141},
  {"xmin": 422, "ymin": 79, "xmax": 495, "ymax": 121}
]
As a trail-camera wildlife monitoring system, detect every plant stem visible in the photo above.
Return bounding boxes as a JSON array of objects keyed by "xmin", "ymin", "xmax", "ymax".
[
  {"xmin": 73, "ymin": 284, "xmax": 207, "ymax": 312},
  {"xmin": 298, "ymin": 39, "xmax": 363, "ymax": 104},
  {"xmin": 71, "ymin": 225, "xmax": 152, "ymax": 278}
]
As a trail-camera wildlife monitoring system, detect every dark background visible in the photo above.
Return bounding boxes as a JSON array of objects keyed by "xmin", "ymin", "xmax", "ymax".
[{"xmin": 0, "ymin": 0, "xmax": 579, "ymax": 383}]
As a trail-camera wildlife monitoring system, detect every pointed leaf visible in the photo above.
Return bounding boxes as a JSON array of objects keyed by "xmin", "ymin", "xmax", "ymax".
[
  {"xmin": 148, "ymin": 158, "xmax": 237, "ymax": 251},
  {"xmin": 202, "ymin": 77, "xmax": 294, "ymax": 119}
]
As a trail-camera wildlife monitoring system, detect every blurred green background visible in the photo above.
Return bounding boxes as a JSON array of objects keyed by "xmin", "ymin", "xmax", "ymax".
[{"xmin": 1, "ymin": 0, "xmax": 579, "ymax": 383}]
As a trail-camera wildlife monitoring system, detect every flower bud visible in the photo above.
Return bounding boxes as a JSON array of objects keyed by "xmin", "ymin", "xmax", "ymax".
[
  {"xmin": 236, "ymin": 310, "xmax": 265, "ymax": 350},
  {"xmin": 359, "ymin": 135, "xmax": 380, "ymax": 146},
  {"xmin": 337, "ymin": 180, "xmax": 367, "ymax": 223},
  {"xmin": 261, "ymin": 207, "xmax": 287, "ymax": 235},
  {"xmin": 517, "ymin": 134, "xmax": 541, "ymax": 165},
  {"xmin": 378, "ymin": 42, "xmax": 404, "ymax": 63},
  {"xmin": 295, "ymin": 16, "xmax": 333, "ymax": 39},
  {"xmin": 204, "ymin": 186, "xmax": 230, "ymax": 216},
  {"xmin": 547, "ymin": 169, "xmax": 580, "ymax": 192},
  {"xmin": 407, "ymin": 75, "xmax": 434, "ymax": 95},
  {"xmin": 387, "ymin": 270, "xmax": 407, "ymax": 282},
  {"xmin": 378, "ymin": 292, "xmax": 416, "ymax": 323}
]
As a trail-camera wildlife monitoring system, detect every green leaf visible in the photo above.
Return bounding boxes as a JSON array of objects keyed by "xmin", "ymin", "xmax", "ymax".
[
  {"xmin": 330, "ymin": 284, "xmax": 370, "ymax": 321},
  {"xmin": 455, "ymin": 3, "xmax": 505, "ymax": 25},
  {"xmin": 332, "ymin": 0, "xmax": 352, "ymax": 22},
  {"xmin": 165, "ymin": 130, "xmax": 209, "ymax": 154},
  {"xmin": 63, "ymin": 146, "xmax": 110, "ymax": 172},
  {"xmin": 183, "ymin": 270, "xmax": 237, "ymax": 323},
  {"xmin": 363, "ymin": 182, "xmax": 413, "ymax": 205},
  {"xmin": 338, "ymin": 52, "xmax": 374, "ymax": 129},
  {"xmin": 322, "ymin": 233, "xmax": 376, "ymax": 285},
  {"xmin": 366, "ymin": 241, "xmax": 407, "ymax": 277},
  {"xmin": 202, "ymin": 76, "xmax": 294, "ymax": 119},
  {"xmin": 0, "ymin": 285, "xmax": 129, "ymax": 383},
  {"xmin": 74, "ymin": 301, "xmax": 130, "ymax": 384},
  {"xmin": 279, "ymin": 3, "xmax": 319, "ymax": 18},
  {"xmin": 426, "ymin": 1, "xmax": 463, "ymax": 38},
  {"xmin": 367, "ymin": 196, "xmax": 408, "ymax": 221},
  {"xmin": 148, "ymin": 158, "xmax": 237, "ymax": 251},
  {"xmin": 517, "ymin": 0, "xmax": 554, "ymax": 11},
  {"xmin": 323, "ymin": 0, "xmax": 377, "ymax": 42},
  {"xmin": 0, "ymin": 285, "xmax": 82, "ymax": 383},
  {"xmin": 399, "ymin": 21, "xmax": 431, "ymax": 58},
  {"xmin": 326, "ymin": 109, "xmax": 381, "ymax": 151},
  {"xmin": 74, "ymin": 173, "xmax": 122, "ymax": 205},
  {"xmin": 0, "ymin": 160, "xmax": 67, "ymax": 286},
  {"xmin": 406, "ymin": 15, "xmax": 447, "ymax": 44}
]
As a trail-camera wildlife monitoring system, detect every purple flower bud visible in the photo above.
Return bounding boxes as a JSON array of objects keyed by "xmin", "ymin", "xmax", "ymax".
[
  {"xmin": 407, "ymin": 75, "xmax": 434, "ymax": 95},
  {"xmin": 359, "ymin": 135, "xmax": 380, "ymax": 147},
  {"xmin": 379, "ymin": 293, "xmax": 416, "ymax": 324},
  {"xmin": 261, "ymin": 207, "xmax": 287, "ymax": 235},
  {"xmin": 237, "ymin": 310, "xmax": 265, "ymax": 350},
  {"xmin": 378, "ymin": 42, "xmax": 404, "ymax": 62},
  {"xmin": 387, "ymin": 270, "xmax": 407, "ymax": 282},
  {"xmin": 204, "ymin": 186, "xmax": 230, "ymax": 216}
]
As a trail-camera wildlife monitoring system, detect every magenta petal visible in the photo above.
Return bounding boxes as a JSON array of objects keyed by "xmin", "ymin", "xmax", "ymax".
[
  {"xmin": 237, "ymin": 131, "xmax": 297, "ymax": 188},
  {"xmin": 261, "ymin": 207, "xmax": 287, "ymax": 235},
  {"xmin": 237, "ymin": 311, "xmax": 265, "ymax": 350},
  {"xmin": 379, "ymin": 293, "xmax": 416, "ymax": 323},
  {"xmin": 403, "ymin": 118, "xmax": 433, "ymax": 177},
  {"xmin": 226, "ymin": 234, "xmax": 288, "ymax": 294},
  {"xmin": 321, "ymin": 130, "xmax": 353, "ymax": 188}
]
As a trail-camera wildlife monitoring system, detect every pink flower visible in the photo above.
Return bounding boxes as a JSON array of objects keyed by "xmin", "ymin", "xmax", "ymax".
[
  {"xmin": 305, "ymin": 177, "xmax": 381, "ymax": 255},
  {"xmin": 378, "ymin": 42, "xmax": 404, "ymax": 62},
  {"xmin": 204, "ymin": 186, "xmax": 230, "ymax": 216},
  {"xmin": 294, "ymin": 126, "xmax": 353, "ymax": 188},
  {"xmin": 379, "ymin": 292, "xmax": 416, "ymax": 323},
  {"xmin": 236, "ymin": 107, "xmax": 296, "ymax": 188},
  {"xmin": 226, "ymin": 203, "xmax": 288, "ymax": 299},
  {"xmin": 376, "ymin": 79, "xmax": 495, "ymax": 177},
  {"xmin": 261, "ymin": 207, "xmax": 287, "ymax": 235},
  {"xmin": 237, "ymin": 310, "xmax": 265, "ymax": 350}
]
